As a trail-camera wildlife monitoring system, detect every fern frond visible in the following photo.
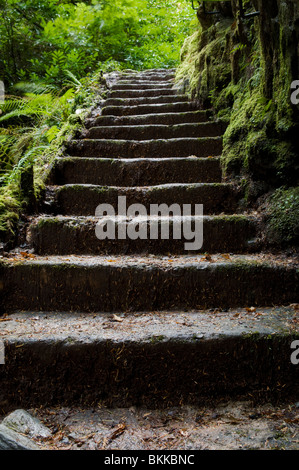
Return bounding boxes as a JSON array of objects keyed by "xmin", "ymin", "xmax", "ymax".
[
  {"xmin": 64, "ymin": 69, "xmax": 82, "ymax": 87},
  {"xmin": 14, "ymin": 81, "xmax": 57, "ymax": 96}
]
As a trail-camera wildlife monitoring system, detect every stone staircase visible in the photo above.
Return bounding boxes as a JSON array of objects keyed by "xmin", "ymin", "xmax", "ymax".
[{"xmin": 0, "ymin": 69, "xmax": 298, "ymax": 410}]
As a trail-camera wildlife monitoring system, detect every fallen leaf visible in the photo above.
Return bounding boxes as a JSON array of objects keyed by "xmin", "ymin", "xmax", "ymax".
[
  {"xmin": 111, "ymin": 314, "xmax": 123, "ymax": 322},
  {"xmin": 246, "ymin": 307, "xmax": 256, "ymax": 313}
]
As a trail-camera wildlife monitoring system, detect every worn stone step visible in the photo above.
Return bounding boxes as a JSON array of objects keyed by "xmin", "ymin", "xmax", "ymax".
[
  {"xmin": 50, "ymin": 157, "xmax": 222, "ymax": 186},
  {"xmin": 109, "ymin": 88, "xmax": 178, "ymax": 98},
  {"xmin": 102, "ymin": 102, "xmax": 198, "ymax": 116},
  {"xmin": 111, "ymin": 83, "xmax": 174, "ymax": 91},
  {"xmin": 103, "ymin": 95, "xmax": 188, "ymax": 107},
  {"xmin": 67, "ymin": 137, "xmax": 223, "ymax": 159},
  {"xmin": 29, "ymin": 214, "xmax": 257, "ymax": 255},
  {"xmin": 115, "ymin": 79, "xmax": 174, "ymax": 86},
  {"xmin": 0, "ymin": 308, "xmax": 298, "ymax": 408},
  {"xmin": 83, "ymin": 123, "xmax": 225, "ymax": 140},
  {"xmin": 86, "ymin": 110, "xmax": 212, "ymax": 128},
  {"xmin": 117, "ymin": 74, "xmax": 174, "ymax": 82},
  {"xmin": 1, "ymin": 255, "xmax": 298, "ymax": 312},
  {"xmin": 53, "ymin": 183, "xmax": 239, "ymax": 216},
  {"xmin": 126, "ymin": 71, "xmax": 175, "ymax": 79}
]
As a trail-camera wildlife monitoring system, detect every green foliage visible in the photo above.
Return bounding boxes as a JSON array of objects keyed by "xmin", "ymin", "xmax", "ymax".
[
  {"xmin": 0, "ymin": 0, "xmax": 196, "ymax": 88},
  {"xmin": 0, "ymin": 69, "xmax": 101, "ymax": 242}
]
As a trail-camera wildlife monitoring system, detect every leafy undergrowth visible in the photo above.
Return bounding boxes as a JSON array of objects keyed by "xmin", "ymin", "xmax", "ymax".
[{"xmin": 0, "ymin": 71, "xmax": 105, "ymax": 245}]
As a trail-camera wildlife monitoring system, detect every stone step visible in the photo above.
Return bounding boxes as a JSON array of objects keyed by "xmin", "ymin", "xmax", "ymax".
[
  {"xmin": 117, "ymin": 74, "xmax": 174, "ymax": 82},
  {"xmin": 50, "ymin": 157, "xmax": 222, "ymax": 186},
  {"xmin": 111, "ymin": 83, "xmax": 174, "ymax": 90},
  {"xmin": 109, "ymin": 88, "xmax": 178, "ymax": 98},
  {"xmin": 1, "ymin": 255, "xmax": 298, "ymax": 312},
  {"xmin": 0, "ymin": 308, "xmax": 298, "ymax": 408},
  {"xmin": 103, "ymin": 95, "xmax": 188, "ymax": 107},
  {"xmin": 123, "ymin": 71, "xmax": 175, "ymax": 79},
  {"xmin": 101, "ymin": 102, "xmax": 198, "ymax": 116},
  {"xmin": 28, "ymin": 214, "xmax": 257, "ymax": 255},
  {"xmin": 67, "ymin": 137, "xmax": 223, "ymax": 159},
  {"xmin": 116, "ymin": 79, "xmax": 174, "ymax": 85},
  {"xmin": 83, "ymin": 123, "xmax": 225, "ymax": 140},
  {"xmin": 86, "ymin": 110, "xmax": 212, "ymax": 128},
  {"xmin": 53, "ymin": 183, "xmax": 239, "ymax": 216}
]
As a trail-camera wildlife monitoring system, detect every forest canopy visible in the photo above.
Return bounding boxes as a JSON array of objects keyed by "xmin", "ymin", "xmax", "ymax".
[{"xmin": 0, "ymin": 0, "xmax": 196, "ymax": 90}]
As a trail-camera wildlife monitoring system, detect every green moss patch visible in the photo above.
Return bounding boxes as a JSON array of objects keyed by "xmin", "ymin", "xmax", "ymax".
[{"xmin": 265, "ymin": 187, "xmax": 299, "ymax": 247}]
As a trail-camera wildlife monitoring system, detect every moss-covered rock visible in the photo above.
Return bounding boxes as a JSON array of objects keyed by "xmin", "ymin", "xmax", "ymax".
[
  {"xmin": 264, "ymin": 187, "xmax": 299, "ymax": 247},
  {"xmin": 176, "ymin": 0, "xmax": 299, "ymax": 247}
]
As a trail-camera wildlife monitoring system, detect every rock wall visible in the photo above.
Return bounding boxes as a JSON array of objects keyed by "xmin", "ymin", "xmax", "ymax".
[{"xmin": 176, "ymin": 0, "xmax": 299, "ymax": 199}]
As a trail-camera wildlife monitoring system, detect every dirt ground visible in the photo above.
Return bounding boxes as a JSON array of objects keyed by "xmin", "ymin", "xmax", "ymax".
[{"xmin": 15, "ymin": 400, "xmax": 299, "ymax": 451}]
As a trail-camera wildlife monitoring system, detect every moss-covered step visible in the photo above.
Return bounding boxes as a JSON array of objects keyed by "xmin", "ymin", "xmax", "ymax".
[
  {"xmin": 0, "ymin": 308, "xmax": 298, "ymax": 409},
  {"xmin": 121, "ymin": 72, "xmax": 174, "ymax": 79},
  {"xmin": 109, "ymin": 88, "xmax": 179, "ymax": 98},
  {"xmin": 115, "ymin": 77, "xmax": 174, "ymax": 84},
  {"xmin": 67, "ymin": 137, "xmax": 223, "ymax": 159},
  {"xmin": 28, "ymin": 214, "xmax": 257, "ymax": 255},
  {"xmin": 0, "ymin": 255, "xmax": 298, "ymax": 312},
  {"xmin": 101, "ymin": 102, "xmax": 198, "ymax": 116},
  {"xmin": 103, "ymin": 95, "xmax": 188, "ymax": 107},
  {"xmin": 53, "ymin": 183, "xmax": 239, "ymax": 216},
  {"xmin": 86, "ymin": 110, "xmax": 212, "ymax": 128},
  {"xmin": 111, "ymin": 83, "xmax": 173, "ymax": 91},
  {"xmin": 115, "ymin": 79, "xmax": 174, "ymax": 86},
  {"xmin": 50, "ymin": 156, "xmax": 222, "ymax": 186},
  {"xmin": 83, "ymin": 123, "xmax": 225, "ymax": 140}
]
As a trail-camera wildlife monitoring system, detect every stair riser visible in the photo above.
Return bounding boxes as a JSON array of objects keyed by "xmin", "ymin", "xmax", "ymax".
[
  {"xmin": 29, "ymin": 217, "xmax": 257, "ymax": 255},
  {"xmin": 1, "ymin": 334, "xmax": 297, "ymax": 408},
  {"xmin": 103, "ymin": 95, "xmax": 188, "ymax": 107},
  {"xmin": 109, "ymin": 89, "xmax": 178, "ymax": 98},
  {"xmin": 67, "ymin": 138, "xmax": 223, "ymax": 159},
  {"xmin": 115, "ymin": 79, "xmax": 174, "ymax": 85},
  {"xmin": 118, "ymin": 75, "xmax": 174, "ymax": 82},
  {"xmin": 50, "ymin": 157, "xmax": 222, "ymax": 186},
  {"xmin": 102, "ymin": 102, "xmax": 198, "ymax": 116},
  {"xmin": 1, "ymin": 263, "xmax": 298, "ymax": 312},
  {"xmin": 121, "ymin": 72, "xmax": 174, "ymax": 78},
  {"xmin": 111, "ymin": 83, "xmax": 173, "ymax": 90},
  {"xmin": 84, "ymin": 123, "xmax": 225, "ymax": 140},
  {"xmin": 54, "ymin": 184, "xmax": 238, "ymax": 216},
  {"xmin": 86, "ymin": 111, "xmax": 212, "ymax": 128}
]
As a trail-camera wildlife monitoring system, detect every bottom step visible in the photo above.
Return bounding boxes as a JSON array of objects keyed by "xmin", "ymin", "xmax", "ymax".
[{"xmin": 0, "ymin": 308, "xmax": 298, "ymax": 409}]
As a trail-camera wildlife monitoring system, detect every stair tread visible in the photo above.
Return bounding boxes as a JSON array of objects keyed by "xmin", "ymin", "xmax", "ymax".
[
  {"xmin": 56, "ymin": 155, "xmax": 221, "ymax": 162},
  {"xmin": 3, "ymin": 252, "xmax": 298, "ymax": 267},
  {"xmin": 32, "ymin": 213, "xmax": 256, "ymax": 221},
  {"xmin": 1, "ymin": 308, "xmax": 297, "ymax": 342}
]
